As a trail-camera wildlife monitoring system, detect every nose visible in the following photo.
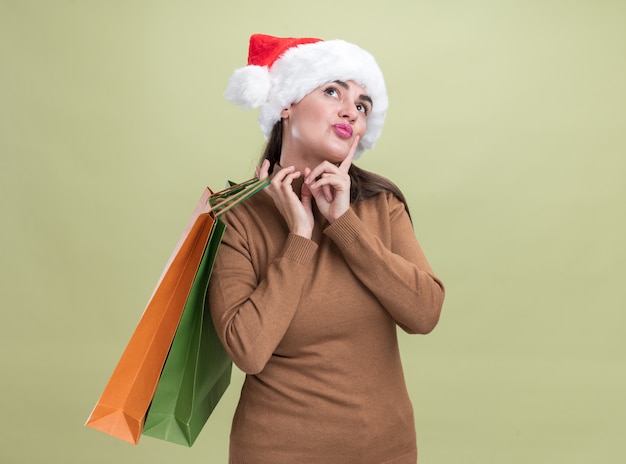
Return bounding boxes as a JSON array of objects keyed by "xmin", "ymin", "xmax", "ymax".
[{"xmin": 339, "ymin": 101, "xmax": 358, "ymax": 123}]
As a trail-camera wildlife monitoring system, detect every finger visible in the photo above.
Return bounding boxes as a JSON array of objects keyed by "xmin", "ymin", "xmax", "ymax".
[
  {"xmin": 307, "ymin": 182, "xmax": 327, "ymax": 206},
  {"xmin": 307, "ymin": 175, "xmax": 334, "ymax": 203},
  {"xmin": 339, "ymin": 135, "xmax": 360, "ymax": 172},
  {"xmin": 322, "ymin": 184, "xmax": 333, "ymax": 203},
  {"xmin": 257, "ymin": 159, "xmax": 271, "ymax": 179},
  {"xmin": 309, "ymin": 171, "xmax": 347, "ymax": 190},
  {"xmin": 272, "ymin": 168, "xmax": 302, "ymax": 198},
  {"xmin": 282, "ymin": 170, "xmax": 301, "ymax": 188},
  {"xmin": 301, "ymin": 181, "xmax": 313, "ymax": 210},
  {"xmin": 271, "ymin": 165, "xmax": 297, "ymax": 185},
  {"xmin": 305, "ymin": 161, "xmax": 339, "ymax": 185}
]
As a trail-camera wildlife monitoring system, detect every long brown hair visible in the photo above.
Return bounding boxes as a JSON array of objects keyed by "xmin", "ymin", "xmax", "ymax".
[{"xmin": 260, "ymin": 121, "xmax": 411, "ymax": 220}]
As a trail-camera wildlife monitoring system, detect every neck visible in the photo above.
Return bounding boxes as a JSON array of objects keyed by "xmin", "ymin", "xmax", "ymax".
[
  {"xmin": 279, "ymin": 150, "xmax": 311, "ymax": 175},
  {"xmin": 280, "ymin": 130, "xmax": 341, "ymax": 176}
]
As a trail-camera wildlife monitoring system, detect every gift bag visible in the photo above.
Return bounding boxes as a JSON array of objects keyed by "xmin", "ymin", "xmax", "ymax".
[
  {"xmin": 86, "ymin": 177, "xmax": 268, "ymax": 445},
  {"xmin": 142, "ymin": 217, "xmax": 229, "ymax": 446}
]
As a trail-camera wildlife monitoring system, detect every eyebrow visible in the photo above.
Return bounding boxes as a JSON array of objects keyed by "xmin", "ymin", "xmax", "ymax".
[{"xmin": 334, "ymin": 80, "xmax": 373, "ymax": 107}]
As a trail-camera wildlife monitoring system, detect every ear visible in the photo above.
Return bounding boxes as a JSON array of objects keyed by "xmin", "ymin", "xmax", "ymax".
[{"xmin": 280, "ymin": 105, "xmax": 291, "ymax": 119}]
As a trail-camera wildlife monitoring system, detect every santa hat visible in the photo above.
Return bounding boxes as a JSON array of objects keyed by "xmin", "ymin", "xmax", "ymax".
[{"xmin": 224, "ymin": 34, "xmax": 388, "ymax": 158}]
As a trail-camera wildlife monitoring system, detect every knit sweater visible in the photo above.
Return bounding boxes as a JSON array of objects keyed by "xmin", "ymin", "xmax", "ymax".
[{"xmin": 208, "ymin": 185, "xmax": 445, "ymax": 464}]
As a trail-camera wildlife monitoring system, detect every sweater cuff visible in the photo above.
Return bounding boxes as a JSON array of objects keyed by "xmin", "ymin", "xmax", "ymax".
[
  {"xmin": 282, "ymin": 233, "xmax": 318, "ymax": 264},
  {"xmin": 324, "ymin": 208, "xmax": 362, "ymax": 249}
]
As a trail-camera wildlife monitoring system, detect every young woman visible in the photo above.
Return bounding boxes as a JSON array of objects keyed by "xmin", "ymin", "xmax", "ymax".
[{"xmin": 209, "ymin": 34, "xmax": 445, "ymax": 464}]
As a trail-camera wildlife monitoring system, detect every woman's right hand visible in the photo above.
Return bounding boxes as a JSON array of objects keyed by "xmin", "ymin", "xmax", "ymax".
[{"xmin": 256, "ymin": 159, "xmax": 314, "ymax": 239}]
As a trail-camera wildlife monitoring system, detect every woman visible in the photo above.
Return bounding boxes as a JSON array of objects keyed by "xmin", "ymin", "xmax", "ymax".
[{"xmin": 209, "ymin": 34, "xmax": 445, "ymax": 464}]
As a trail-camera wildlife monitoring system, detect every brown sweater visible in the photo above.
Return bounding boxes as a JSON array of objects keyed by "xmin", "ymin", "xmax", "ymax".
[{"xmin": 208, "ymin": 185, "xmax": 445, "ymax": 464}]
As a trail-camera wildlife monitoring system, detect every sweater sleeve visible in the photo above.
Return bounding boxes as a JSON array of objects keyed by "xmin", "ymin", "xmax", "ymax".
[
  {"xmin": 324, "ymin": 195, "xmax": 445, "ymax": 334},
  {"xmin": 208, "ymin": 221, "xmax": 318, "ymax": 374}
]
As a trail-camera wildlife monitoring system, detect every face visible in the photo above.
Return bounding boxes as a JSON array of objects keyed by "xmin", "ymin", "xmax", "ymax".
[{"xmin": 280, "ymin": 80, "xmax": 372, "ymax": 165}]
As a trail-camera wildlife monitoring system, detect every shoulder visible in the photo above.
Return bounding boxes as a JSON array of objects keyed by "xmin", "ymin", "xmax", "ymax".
[
  {"xmin": 218, "ymin": 189, "xmax": 272, "ymax": 224},
  {"xmin": 355, "ymin": 191, "xmax": 408, "ymax": 220},
  {"xmin": 218, "ymin": 189, "xmax": 288, "ymax": 241}
]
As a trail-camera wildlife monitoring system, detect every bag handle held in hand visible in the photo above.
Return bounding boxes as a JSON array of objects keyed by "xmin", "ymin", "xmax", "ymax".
[{"xmin": 210, "ymin": 177, "xmax": 269, "ymax": 216}]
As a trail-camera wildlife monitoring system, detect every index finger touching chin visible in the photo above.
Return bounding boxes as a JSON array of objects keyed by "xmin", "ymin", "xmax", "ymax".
[{"xmin": 340, "ymin": 135, "xmax": 360, "ymax": 172}]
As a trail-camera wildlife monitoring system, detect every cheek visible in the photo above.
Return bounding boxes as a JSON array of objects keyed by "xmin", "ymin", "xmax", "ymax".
[
  {"xmin": 294, "ymin": 107, "xmax": 328, "ymax": 134},
  {"xmin": 355, "ymin": 119, "xmax": 368, "ymax": 137},
  {"xmin": 289, "ymin": 116, "xmax": 316, "ymax": 143},
  {"xmin": 305, "ymin": 103, "xmax": 330, "ymax": 124}
]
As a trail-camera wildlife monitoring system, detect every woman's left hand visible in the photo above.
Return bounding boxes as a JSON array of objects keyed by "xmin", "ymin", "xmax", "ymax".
[{"xmin": 304, "ymin": 135, "xmax": 359, "ymax": 224}]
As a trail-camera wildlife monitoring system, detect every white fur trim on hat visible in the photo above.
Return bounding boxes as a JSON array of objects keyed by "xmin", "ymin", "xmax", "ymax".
[{"xmin": 224, "ymin": 65, "xmax": 271, "ymax": 110}]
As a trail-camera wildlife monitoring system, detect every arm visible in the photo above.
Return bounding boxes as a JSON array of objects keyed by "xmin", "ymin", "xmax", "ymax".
[
  {"xmin": 208, "ymin": 221, "xmax": 318, "ymax": 374},
  {"xmin": 324, "ymin": 195, "xmax": 445, "ymax": 334},
  {"xmin": 208, "ymin": 161, "xmax": 319, "ymax": 375}
]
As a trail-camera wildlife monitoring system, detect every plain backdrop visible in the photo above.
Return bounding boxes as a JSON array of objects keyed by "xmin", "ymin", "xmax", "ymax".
[{"xmin": 1, "ymin": 1, "xmax": 625, "ymax": 463}]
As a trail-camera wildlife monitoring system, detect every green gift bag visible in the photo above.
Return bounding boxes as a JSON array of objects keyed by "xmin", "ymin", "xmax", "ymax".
[{"xmin": 141, "ymin": 178, "xmax": 268, "ymax": 446}]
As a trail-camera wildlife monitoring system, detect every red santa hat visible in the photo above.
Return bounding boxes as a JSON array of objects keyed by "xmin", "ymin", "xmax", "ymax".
[{"xmin": 224, "ymin": 34, "xmax": 388, "ymax": 158}]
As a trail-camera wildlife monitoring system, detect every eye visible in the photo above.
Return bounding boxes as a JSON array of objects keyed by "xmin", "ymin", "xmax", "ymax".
[
  {"xmin": 356, "ymin": 102, "xmax": 370, "ymax": 116},
  {"xmin": 323, "ymin": 86, "xmax": 340, "ymax": 98}
]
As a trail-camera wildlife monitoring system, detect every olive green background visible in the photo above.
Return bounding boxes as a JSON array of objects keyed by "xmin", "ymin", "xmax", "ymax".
[{"xmin": 1, "ymin": 1, "xmax": 624, "ymax": 463}]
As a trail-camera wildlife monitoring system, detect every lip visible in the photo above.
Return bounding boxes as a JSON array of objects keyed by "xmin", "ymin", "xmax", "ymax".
[{"xmin": 332, "ymin": 123, "xmax": 353, "ymax": 139}]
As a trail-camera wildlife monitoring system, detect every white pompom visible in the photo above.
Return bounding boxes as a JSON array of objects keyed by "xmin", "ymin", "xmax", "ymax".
[{"xmin": 224, "ymin": 65, "xmax": 271, "ymax": 109}]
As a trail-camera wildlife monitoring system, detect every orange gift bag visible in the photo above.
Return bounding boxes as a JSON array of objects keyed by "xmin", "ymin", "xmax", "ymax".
[{"xmin": 86, "ymin": 177, "xmax": 268, "ymax": 444}]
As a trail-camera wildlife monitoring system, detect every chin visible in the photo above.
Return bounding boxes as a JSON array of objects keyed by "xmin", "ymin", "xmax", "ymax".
[{"xmin": 324, "ymin": 144, "xmax": 351, "ymax": 163}]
